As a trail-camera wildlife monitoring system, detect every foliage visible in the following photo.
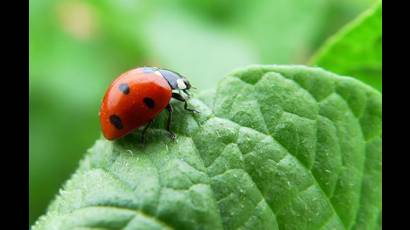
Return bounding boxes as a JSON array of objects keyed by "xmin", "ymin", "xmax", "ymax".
[
  {"xmin": 311, "ymin": 1, "xmax": 382, "ymax": 91},
  {"xmin": 33, "ymin": 65, "xmax": 381, "ymax": 230},
  {"xmin": 29, "ymin": 0, "xmax": 381, "ymax": 226}
]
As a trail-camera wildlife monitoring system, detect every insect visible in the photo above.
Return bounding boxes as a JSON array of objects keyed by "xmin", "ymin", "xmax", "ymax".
[{"xmin": 99, "ymin": 67, "xmax": 198, "ymax": 142}]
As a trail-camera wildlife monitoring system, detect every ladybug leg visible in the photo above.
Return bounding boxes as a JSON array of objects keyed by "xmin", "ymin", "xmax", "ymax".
[
  {"xmin": 166, "ymin": 104, "xmax": 176, "ymax": 140},
  {"xmin": 141, "ymin": 120, "xmax": 153, "ymax": 144},
  {"xmin": 182, "ymin": 89, "xmax": 191, "ymax": 98},
  {"xmin": 172, "ymin": 93, "xmax": 199, "ymax": 113}
]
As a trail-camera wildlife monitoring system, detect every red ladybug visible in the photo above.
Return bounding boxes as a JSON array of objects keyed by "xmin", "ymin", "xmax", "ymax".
[{"xmin": 99, "ymin": 67, "xmax": 197, "ymax": 142}]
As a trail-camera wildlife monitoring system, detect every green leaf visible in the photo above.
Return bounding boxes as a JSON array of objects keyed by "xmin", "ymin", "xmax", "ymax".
[
  {"xmin": 310, "ymin": 2, "xmax": 382, "ymax": 91},
  {"xmin": 33, "ymin": 65, "xmax": 381, "ymax": 230}
]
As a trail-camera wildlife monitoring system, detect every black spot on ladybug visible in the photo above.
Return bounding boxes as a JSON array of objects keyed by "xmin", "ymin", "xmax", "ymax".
[
  {"xmin": 109, "ymin": 115, "xmax": 123, "ymax": 130},
  {"xmin": 143, "ymin": 97, "xmax": 155, "ymax": 109},
  {"xmin": 118, "ymin": 83, "xmax": 130, "ymax": 95}
]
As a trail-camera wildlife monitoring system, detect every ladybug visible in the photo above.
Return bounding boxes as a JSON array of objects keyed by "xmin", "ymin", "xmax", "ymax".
[{"xmin": 99, "ymin": 67, "xmax": 198, "ymax": 142}]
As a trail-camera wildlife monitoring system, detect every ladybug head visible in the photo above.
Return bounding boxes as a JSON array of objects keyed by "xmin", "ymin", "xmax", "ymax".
[
  {"xmin": 158, "ymin": 68, "xmax": 192, "ymax": 91},
  {"xmin": 176, "ymin": 78, "xmax": 191, "ymax": 90}
]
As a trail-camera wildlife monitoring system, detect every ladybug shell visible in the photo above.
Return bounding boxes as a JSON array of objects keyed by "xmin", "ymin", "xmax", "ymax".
[{"xmin": 99, "ymin": 68, "xmax": 172, "ymax": 140}]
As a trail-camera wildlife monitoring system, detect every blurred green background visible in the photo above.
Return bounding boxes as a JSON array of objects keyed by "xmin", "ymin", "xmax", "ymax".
[{"xmin": 29, "ymin": 0, "xmax": 377, "ymax": 225}]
